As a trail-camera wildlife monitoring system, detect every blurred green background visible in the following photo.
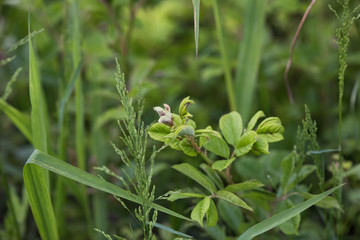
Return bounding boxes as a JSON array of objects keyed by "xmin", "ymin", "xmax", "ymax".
[{"xmin": 1, "ymin": 0, "xmax": 360, "ymax": 239}]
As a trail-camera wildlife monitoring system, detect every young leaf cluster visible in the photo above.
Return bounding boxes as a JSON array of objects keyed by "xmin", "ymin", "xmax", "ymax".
[{"xmin": 148, "ymin": 97, "xmax": 284, "ymax": 227}]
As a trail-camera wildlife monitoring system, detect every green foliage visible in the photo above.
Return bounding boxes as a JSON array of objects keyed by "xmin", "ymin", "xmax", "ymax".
[
  {"xmin": 237, "ymin": 185, "xmax": 343, "ymax": 240},
  {"xmin": 1, "ymin": 0, "xmax": 360, "ymax": 239},
  {"xmin": 149, "ymin": 98, "xmax": 284, "ymax": 229}
]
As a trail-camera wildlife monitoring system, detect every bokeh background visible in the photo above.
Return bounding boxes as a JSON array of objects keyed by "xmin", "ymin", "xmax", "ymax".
[{"xmin": 1, "ymin": 0, "xmax": 360, "ymax": 239}]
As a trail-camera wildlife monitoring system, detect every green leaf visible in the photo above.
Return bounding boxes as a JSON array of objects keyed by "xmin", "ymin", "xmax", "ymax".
[
  {"xmin": 167, "ymin": 192, "xmax": 206, "ymax": 202},
  {"xmin": 179, "ymin": 138, "xmax": 197, "ymax": 157},
  {"xmin": 191, "ymin": 197, "xmax": 210, "ymax": 227},
  {"xmin": 212, "ymin": 158, "xmax": 236, "ymax": 172},
  {"xmin": 300, "ymin": 193, "xmax": 342, "ymax": 211},
  {"xmin": 218, "ymin": 200, "xmax": 244, "ymax": 234},
  {"xmin": 251, "ymin": 137, "xmax": 269, "ymax": 154},
  {"xmin": 235, "ymin": 130, "xmax": 258, "ymax": 157},
  {"xmin": 166, "ymin": 137, "xmax": 182, "ymax": 151},
  {"xmin": 191, "ymin": 0, "xmax": 200, "ymax": 58},
  {"xmin": 25, "ymin": 150, "xmax": 191, "ymax": 222},
  {"xmin": 175, "ymin": 125, "xmax": 195, "ymax": 137},
  {"xmin": 94, "ymin": 107, "xmax": 125, "ymax": 130},
  {"xmin": 225, "ymin": 179, "xmax": 264, "ymax": 192},
  {"xmin": 0, "ymin": 99, "xmax": 32, "ymax": 143},
  {"xmin": 188, "ymin": 119, "xmax": 197, "ymax": 129},
  {"xmin": 219, "ymin": 111, "xmax": 243, "ymax": 146},
  {"xmin": 204, "ymin": 136, "xmax": 230, "ymax": 158},
  {"xmin": 195, "ymin": 128, "xmax": 221, "ymax": 138},
  {"xmin": 215, "ymin": 190, "xmax": 253, "ymax": 211},
  {"xmin": 281, "ymin": 152, "xmax": 295, "ymax": 194},
  {"xmin": 237, "ymin": 185, "xmax": 344, "ymax": 240},
  {"xmin": 148, "ymin": 123, "xmax": 171, "ymax": 142},
  {"xmin": 298, "ymin": 165, "xmax": 317, "ymax": 180},
  {"xmin": 172, "ymin": 163, "xmax": 217, "ymax": 193},
  {"xmin": 287, "ymin": 165, "xmax": 317, "ymax": 191},
  {"xmin": 172, "ymin": 113, "xmax": 182, "ymax": 126},
  {"xmin": 200, "ymin": 164, "xmax": 224, "ymax": 190},
  {"xmin": 207, "ymin": 199, "xmax": 218, "ymax": 227},
  {"xmin": 23, "ymin": 163, "xmax": 58, "ymax": 240},
  {"xmin": 276, "ymin": 199, "xmax": 300, "ymax": 235},
  {"xmin": 199, "ymin": 126, "xmax": 229, "ymax": 158},
  {"xmin": 256, "ymin": 117, "xmax": 284, "ymax": 143},
  {"xmin": 344, "ymin": 163, "xmax": 360, "ymax": 178},
  {"xmin": 247, "ymin": 110, "xmax": 265, "ymax": 131}
]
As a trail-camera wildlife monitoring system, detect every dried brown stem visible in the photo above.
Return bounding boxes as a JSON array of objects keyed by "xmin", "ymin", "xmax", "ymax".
[{"xmin": 284, "ymin": 0, "xmax": 316, "ymax": 104}]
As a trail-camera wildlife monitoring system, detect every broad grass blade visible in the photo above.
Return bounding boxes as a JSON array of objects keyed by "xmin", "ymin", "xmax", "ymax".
[
  {"xmin": 23, "ymin": 12, "xmax": 59, "ymax": 240},
  {"xmin": 237, "ymin": 185, "xmax": 344, "ymax": 240},
  {"xmin": 26, "ymin": 150, "xmax": 192, "ymax": 222},
  {"xmin": 235, "ymin": 0, "xmax": 266, "ymax": 122}
]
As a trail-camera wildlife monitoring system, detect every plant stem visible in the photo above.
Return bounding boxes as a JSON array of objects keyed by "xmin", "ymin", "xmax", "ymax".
[
  {"xmin": 212, "ymin": 0, "xmax": 236, "ymax": 111},
  {"xmin": 226, "ymin": 165, "xmax": 234, "ymax": 184},
  {"xmin": 198, "ymin": 151, "xmax": 213, "ymax": 165}
]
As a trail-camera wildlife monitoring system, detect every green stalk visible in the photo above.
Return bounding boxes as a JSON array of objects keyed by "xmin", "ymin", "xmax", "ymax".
[
  {"xmin": 91, "ymin": 98, "xmax": 108, "ymax": 239},
  {"xmin": 212, "ymin": 0, "xmax": 236, "ymax": 111},
  {"xmin": 69, "ymin": 1, "xmax": 93, "ymax": 238},
  {"xmin": 235, "ymin": 0, "xmax": 266, "ymax": 122}
]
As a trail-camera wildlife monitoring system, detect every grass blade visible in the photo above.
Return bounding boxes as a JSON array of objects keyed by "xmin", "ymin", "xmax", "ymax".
[
  {"xmin": 153, "ymin": 223, "xmax": 193, "ymax": 238},
  {"xmin": 26, "ymin": 149, "xmax": 192, "ymax": 222},
  {"xmin": 192, "ymin": 0, "xmax": 200, "ymax": 58},
  {"xmin": 0, "ymin": 99, "xmax": 32, "ymax": 143},
  {"xmin": 23, "ymin": 12, "xmax": 59, "ymax": 240},
  {"xmin": 235, "ymin": 0, "xmax": 266, "ymax": 122},
  {"xmin": 237, "ymin": 185, "xmax": 344, "ymax": 240},
  {"xmin": 58, "ymin": 60, "xmax": 82, "ymax": 131}
]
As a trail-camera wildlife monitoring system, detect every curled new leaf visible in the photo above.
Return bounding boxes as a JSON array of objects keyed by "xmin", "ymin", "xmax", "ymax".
[
  {"xmin": 179, "ymin": 96, "xmax": 195, "ymax": 119},
  {"xmin": 247, "ymin": 110, "xmax": 265, "ymax": 131},
  {"xmin": 256, "ymin": 117, "xmax": 284, "ymax": 143}
]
